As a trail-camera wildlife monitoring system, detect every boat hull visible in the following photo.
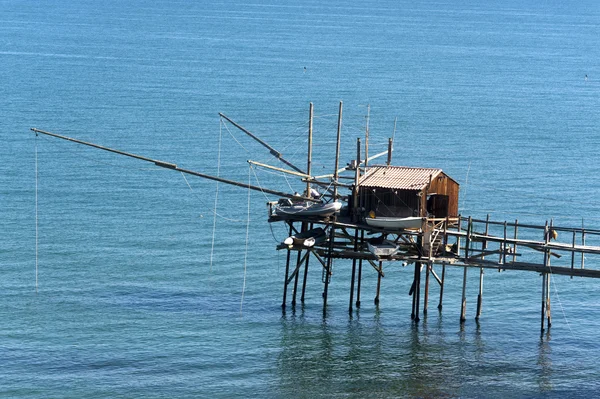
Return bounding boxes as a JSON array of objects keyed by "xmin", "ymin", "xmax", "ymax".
[{"xmin": 365, "ymin": 216, "xmax": 424, "ymax": 230}]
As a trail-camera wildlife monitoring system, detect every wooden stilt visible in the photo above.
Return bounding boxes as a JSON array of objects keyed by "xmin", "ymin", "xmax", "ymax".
[
  {"xmin": 323, "ymin": 223, "xmax": 335, "ymax": 312},
  {"xmin": 292, "ymin": 249, "xmax": 302, "ymax": 307},
  {"xmin": 476, "ymin": 215, "xmax": 488, "ymax": 320},
  {"xmin": 476, "ymin": 268, "xmax": 484, "ymax": 320},
  {"xmin": 349, "ymin": 229, "xmax": 358, "ymax": 312},
  {"xmin": 541, "ymin": 272, "xmax": 547, "ymax": 333},
  {"xmin": 356, "ymin": 230, "xmax": 364, "ymax": 308},
  {"xmin": 375, "ymin": 261, "xmax": 382, "ymax": 305},
  {"xmin": 411, "ymin": 262, "xmax": 418, "ymax": 320},
  {"xmin": 282, "ymin": 223, "xmax": 293, "ymax": 310},
  {"xmin": 460, "ymin": 266, "xmax": 468, "ymax": 323},
  {"xmin": 414, "ymin": 262, "xmax": 421, "ymax": 322},
  {"xmin": 300, "ymin": 223, "xmax": 313, "ymax": 303},
  {"xmin": 438, "ymin": 263, "xmax": 446, "ymax": 311},
  {"xmin": 546, "ymin": 273, "xmax": 552, "ymax": 328},
  {"xmin": 424, "ymin": 262, "xmax": 431, "ymax": 315}
]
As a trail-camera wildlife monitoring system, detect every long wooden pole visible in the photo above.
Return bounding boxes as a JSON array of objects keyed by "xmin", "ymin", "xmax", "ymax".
[
  {"xmin": 307, "ymin": 102, "xmax": 314, "ymax": 196},
  {"xmin": 333, "ymin": 101, "xmax": 343, "ymax": 200},
  {"xmin": 218, "ymin": 113, "xmax": 305, "ymax": 174},
  {"xmin": 30, "ymin": 128, "xmax": 317, "ymax": 202}
]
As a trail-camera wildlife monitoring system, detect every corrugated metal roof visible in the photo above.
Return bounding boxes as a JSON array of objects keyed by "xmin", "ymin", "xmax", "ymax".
[{"xmin": 358, "ymin": 166, "xmax": 443, "ymax": 190}]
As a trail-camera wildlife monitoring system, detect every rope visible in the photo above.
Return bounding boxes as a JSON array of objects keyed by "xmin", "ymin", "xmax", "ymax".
[
  {"xmin": 548, "ymin": 272, "xmax": 574, "ymax": 334},
  {"xmin": 35, "ymin": 132, "xmax": 39, "ymax": 293},
  {"xmin": 240, "ymin": 165, "xmax": 251, "ymax": 315},
  {"xmin": 210, "ymin": 121, "xmax": 224, "ymax": 271}
]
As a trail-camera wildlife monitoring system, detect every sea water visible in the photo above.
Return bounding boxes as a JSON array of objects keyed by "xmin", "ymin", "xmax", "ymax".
[{"xmin": 2, "ymin": 0, "xmax": 600, "ymax": 397}]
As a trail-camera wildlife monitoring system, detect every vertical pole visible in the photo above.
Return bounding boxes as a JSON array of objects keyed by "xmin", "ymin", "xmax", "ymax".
[
  {"xmin": 476, "ymin": 269, "xmax": 484, "ymax": 321},
  {"xmin": 364, "ymin": 104, "xmax": 370, "ymax": 169},
  {"xmin": 356, "ymin": 230, "xmax": 364, "ymax": 307},
  {"xmin": 513, "ymin": 219, "xmax": 519, "ymax": 264},
  {"xmin": 292, "ymin": 249, "xmax": 302, "ymax": 307},
  {"xmin": 546, "ymin": 272, "xmax": 552, "ymax": 328},
  {"xmin": 301, "ymin": 222, "xmax": 313, "ymax": 303},
  {"xmin": 540, "ymin": 272, "xmax": 547, "ymax": 333},
  {"xmin": 375, "ymin": 261, "xmax": 382, "ymax": 305},
  {"xmin": 353, "ymin": 138, "xmax": 361, "ymax": 223},
  {"xmin": 306, "ymin": 102, "xmax": 313, "ymax": 196},
  {"xmin": 571, "ymin": 230, "xmax": 576, "ymax": 278},
  {"xmin": 438, "ymin": 263, "xmax": 446, "ymax": 311},
  {"xmin": 386, "ymin": 137, "xmax": 393, "ymax": 166},
  {"xmin": 333, "ymin": 101, "xmax": 343, "ymax": 201},
  {"xmin": 502, "ymin": 221, "xmax": 508, "ymax": 265},
  {"xmin": 282, "ymin": 223, "xmax": 293, "ymax": 310},
  {"xmin": 460, "ymin": 266, "xmax": 468, "ymax": 323},
  {"xmin": 465, "ymin": 216, "xmax": 472, "ymax": 260},
  {"xmin": 424, "ymin": 262, "xmax": 430, "ymax": 315},
  {"xmin": 323, "ymin": 223, "xmax": 336, "ymax": 313},
  {"xmin": 349, "ymin": 228, "xmax": 358, "ymax": 312},
  {"xmin": 460, "ymin": 218, "xmax": 470, "ymax": 323},
  {"xmin": 477, "ymin": 215, "xmax": 489, "ymax": 320},
  {"xmin": 581, "ymin": 228, "xmax": 586, "ymax": 269},
  {"xmin": 456, "ymin": 215, "xmax": 462, "ymax": 258},
  {"xmin": 415, "ymin": 262, "xmax": 421, "ymax": 322}
]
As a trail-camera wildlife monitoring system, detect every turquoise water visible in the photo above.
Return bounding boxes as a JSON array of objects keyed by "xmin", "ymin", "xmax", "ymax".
[{"xmin": 3, "ymin": 0, "xmax": 600, "ymax": 397}]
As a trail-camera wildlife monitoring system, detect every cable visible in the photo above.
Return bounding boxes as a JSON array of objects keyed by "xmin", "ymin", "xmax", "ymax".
[{"xmin": 35, "ymin": 132, "xmax": 39, "ymax": 293}]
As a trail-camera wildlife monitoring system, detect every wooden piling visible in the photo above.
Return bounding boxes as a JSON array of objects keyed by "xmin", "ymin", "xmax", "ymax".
[
  {"xmin": 375, "ymin": 261, "xmax": 382, "ymax": 305},
  {"xmin": 438, "ymin": 264, "xmax": 446, "ymax": 311},
  {"xmin": 541, "ymin": 272, "xmax": 547, "ymax": 333},
  {"xmin": 349, "ymin": 228, "xmax": 358, "ymax": 312},
  {"xmin": 424, "ymin": 262, "xmax": 431, "ymax": 315},
  {"xmin": 356, "ymin": 230, "xmax": 364, "ymax": 308},
  {"xmin": 282, "ymin": 223, "xmax": 293, "ymax": 310}
]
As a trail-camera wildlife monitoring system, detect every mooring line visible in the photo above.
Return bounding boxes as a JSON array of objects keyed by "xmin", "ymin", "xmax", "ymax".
[{"xmin": 548, "ymin": 269, "xmax": 574, "ymax": 334}]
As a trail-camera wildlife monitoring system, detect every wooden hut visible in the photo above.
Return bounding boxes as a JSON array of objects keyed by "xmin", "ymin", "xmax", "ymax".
[{"xmin": 354, "ymin": 166, "xmax": 459, "ymax": 219}]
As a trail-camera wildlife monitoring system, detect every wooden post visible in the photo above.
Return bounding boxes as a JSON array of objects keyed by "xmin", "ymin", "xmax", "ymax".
[
  {"xmin": 546, "ymin": 272, "xmax": 552, "ymax": 328},
  {"xmin": 386, "ymin": 137, "xmax": 393, "ymax": 166},
  {"xmin": 423, "ymin": 262, "xmax": 431, "ymax": 315},
  {"xmin": 456, "ymin": 215, "xmax": 462, "ymax": 258},
  {"xmin": 364, "ymin": 104, "xmax": 370, "ymax": 169},
  {"xmin": 349, "ymin": 228, "xmax": 358, "ymax": 312},
  {"xmin": 582, "ymin": 228, "xmax": 586, "ymax": 269},
  {"xmin": 502, "ymin": 221, "xmax": 508, "ymax": 265},
  {"xmin": 460, "ymin": 266, "xmax": 468, "ymax": 323},
  {"xmin": 513, "ymin": 219, "xmax": 519, "ymax": 264},
  {"xmin": 323, "ymin": 223, "xmax": 336, "ymax": 312},
  {"xmin": 353, "ymin": 138, "xmax": 361, "ymax": 223},
  {"xmin": 300, "ymin": 222, "xmax": 313, "ymax": 303},
  {"xmin": 356, "ymin": 230, "xmax": 364, "ymax": 308},
  {"xmin": 476, "ymin": 215, "xmax": 489, "ymax": 320},
  {"xmin": 306, "ymin": 102, "xmax": 313, "ymax": 196},
  {"xmin": 571, "ymin": 229, "xmax": 576, "ymax": 278},
  {"xmin": 292, "ymin": 249, "xmax": 302, "ymax": 307},
  {"xmin": 282, "ymin": 223, "xmax": 293, "ymax": 310},
  {"xmin": 333, "ymin": 101, "xmax": 343, "ymax": 201},
  {"xmin": 540, "ymin": 272, "xmax": 547, "ymax": 333},
  {"xmin": 438, "ymin": 263, "xmax": 446, "ymax": 311},
  {"xmin": 415, "ymin": 262, "xmax": 421, "ymax": 323},
  {"xmin": 375, "ymin": 261, "xmax": 382, "ymax": 305}
]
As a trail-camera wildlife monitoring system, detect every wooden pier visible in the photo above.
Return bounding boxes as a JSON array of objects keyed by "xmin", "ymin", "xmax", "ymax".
[{"xmin": 29, "ymin": 101, "xmax": 600, "ymax": 335}]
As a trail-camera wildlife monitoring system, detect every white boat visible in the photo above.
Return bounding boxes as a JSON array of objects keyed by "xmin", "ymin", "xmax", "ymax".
[
  {"xmin": 365, "ymin": 216, "xmax": 424, "ymax": 230},
  {"xmin": 367, "ymin": 236, "xmax": 399, "ymax": 257},
  {"xmin": 283, "ymin": 227, "xmax": 327, "ymax": 248},
  {"xmin": 275, "ymin": 200, "xmax": 342, "ymax": 218}
]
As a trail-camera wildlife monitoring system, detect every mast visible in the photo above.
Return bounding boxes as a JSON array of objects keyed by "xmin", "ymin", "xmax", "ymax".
[
  {"xmin": 333, "ymin": 101, "xmax": 343, "ymax": 201},
  {"xmin": 306, "ymin": 102, "xmax": 314, "ymax": 197}
]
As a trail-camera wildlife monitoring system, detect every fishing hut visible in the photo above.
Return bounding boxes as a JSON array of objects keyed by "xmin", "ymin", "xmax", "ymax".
[{"xmin": 29, "ymin": 101, "xmax": 600, "ymax": 335}]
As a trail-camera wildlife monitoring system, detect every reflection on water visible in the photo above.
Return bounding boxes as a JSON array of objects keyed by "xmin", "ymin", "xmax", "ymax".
[{"xmin": 276, "ymin": 309, "xmax": 462, "ymax": 398}]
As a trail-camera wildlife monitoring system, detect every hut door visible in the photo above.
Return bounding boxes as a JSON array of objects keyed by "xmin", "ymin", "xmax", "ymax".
[{"xmin": 427, "ymin": 194, "xmax": 449, "ymax": 218}]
